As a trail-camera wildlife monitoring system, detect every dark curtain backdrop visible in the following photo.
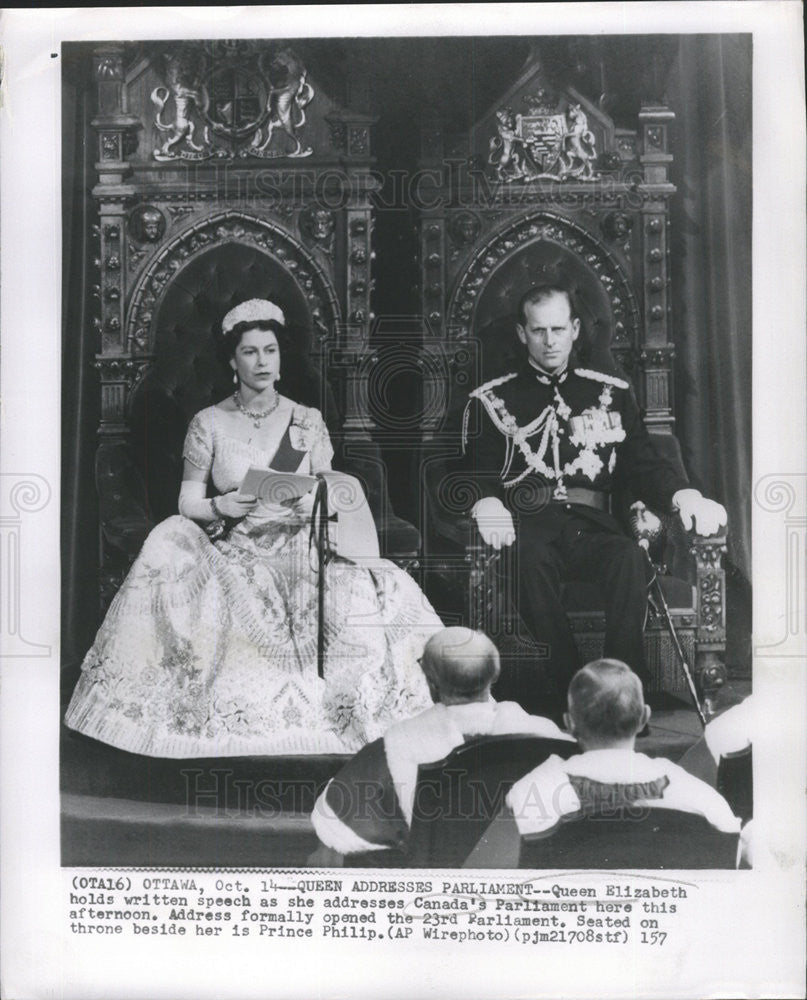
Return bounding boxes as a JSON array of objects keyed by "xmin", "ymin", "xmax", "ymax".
[
  {"xmin": 61, "ymin": 36, "xmax": 753, "ymax": 673},
  {"xmin": 668, "ymin": 35, "xmax": 752, "ymax": 670},
  {"xmin": 61, "ymin": 50, "xmax": 100, "ymax": 671}
]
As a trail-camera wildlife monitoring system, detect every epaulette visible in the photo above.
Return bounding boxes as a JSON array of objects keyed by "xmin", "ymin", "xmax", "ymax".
[
  {"xmin": 469, "ymin": 371, "xmax": 518, "ymax": 400},
  {"xmin": 465, "ymin": 371, "xmax": 519, "ymax": 446},
  {"xmin": 575, "ymin": 367, "xmax": 629, "ymax": 390}
]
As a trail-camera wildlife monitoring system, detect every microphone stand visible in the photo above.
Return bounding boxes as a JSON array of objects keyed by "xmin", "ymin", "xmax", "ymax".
[{"xmin": 310, "ymin": 476, "xmax": 332, "ymax": 680}]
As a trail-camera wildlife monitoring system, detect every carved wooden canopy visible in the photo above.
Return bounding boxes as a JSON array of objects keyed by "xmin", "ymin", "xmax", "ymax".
[
  {"xmin": 418, "ymin": 49, "xmax": 677, "ymax": 435},
  {"xmin": 90, "ymin": 40, "xmax": 379, "ymax": 441}
]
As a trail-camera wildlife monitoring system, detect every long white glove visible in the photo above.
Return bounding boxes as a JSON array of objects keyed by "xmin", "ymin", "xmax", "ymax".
[
  {"xmin": 471, "ymin": 496, "xmax": 516, "ymax": 549},
  {"xmin": 178, "ymin": 480, "xmax": 257, "ymax": 523},
  {"xmin": 178, "ymin": 480, "xmax": 216, "ymax": 522},
  {"xmin": 672, "ymin": 488, "xmax": 727, "ymax": 536}
]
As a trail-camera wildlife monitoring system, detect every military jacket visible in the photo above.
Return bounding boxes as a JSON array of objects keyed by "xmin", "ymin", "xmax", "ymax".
[{"xmin": 463, "ymin": 362, "xmax": 689, "ymax": 531}]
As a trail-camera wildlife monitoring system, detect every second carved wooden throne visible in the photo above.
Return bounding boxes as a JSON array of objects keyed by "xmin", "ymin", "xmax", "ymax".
[{"xmin": 415, "ymin": 51, "xmax": 728, "ymax": 700}]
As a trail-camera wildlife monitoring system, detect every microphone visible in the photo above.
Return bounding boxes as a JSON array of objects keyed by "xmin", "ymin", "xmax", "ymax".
[{"xmin": 630, "ymin": 501, "xmax": 663, "ymax": 552}]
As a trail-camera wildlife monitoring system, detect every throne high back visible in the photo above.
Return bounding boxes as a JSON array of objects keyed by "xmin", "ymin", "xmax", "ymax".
[
  {"xmin": 88, "ymin": 40, "xmax": 417, "ymax": 609},
  {"xmin": 416, "ymin": 51, "xmax": 727, "ymax": 697},
  {"xmin": 129, "ymin": 240, "xmax": 323, "ymax": 524}
]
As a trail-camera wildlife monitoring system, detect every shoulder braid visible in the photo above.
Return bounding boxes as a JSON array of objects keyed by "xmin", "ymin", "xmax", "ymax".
[
  {"xmin": 469, "ymin": 371, "xmax": 519, "ymax": 400},
  {"xmin": 575, "ymin": 367, "xmax": 629, "ymax": 390}
]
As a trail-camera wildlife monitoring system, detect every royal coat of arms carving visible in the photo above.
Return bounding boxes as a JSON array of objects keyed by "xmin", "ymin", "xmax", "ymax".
[{"xmin": 149, "ymin": 42, "xmax": 315, "ymax": 161}]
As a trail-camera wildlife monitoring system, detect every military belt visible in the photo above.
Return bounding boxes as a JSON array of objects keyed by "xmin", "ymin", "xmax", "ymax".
[{"xmin": 555, "ymin": 488, "xmax": 611, "ymax": 512}]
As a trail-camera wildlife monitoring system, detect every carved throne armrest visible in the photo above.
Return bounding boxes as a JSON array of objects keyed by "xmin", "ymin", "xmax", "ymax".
[
  {"xmin": 466, "ymin": 522, "xmax": 506, "ymax": 634},
  {"xmin": 645, "ymin": 507, "xmax": 729, "ymax": 712},
  {"xmin": 95, "ymin": 441, "xmax": 154, "ymax": 559},
  {"xmin": 460, "ymin": 498, "xmax": 729, "ymax": 712},
  {"xmin": 687, "ymin": 526, "xmax": 729, "ymax": 712}
]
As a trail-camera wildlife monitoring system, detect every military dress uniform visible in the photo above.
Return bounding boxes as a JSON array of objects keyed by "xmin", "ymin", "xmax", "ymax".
[{"xmin": 463, "ymin": 360, "xmax": 689, "ymax": 708}]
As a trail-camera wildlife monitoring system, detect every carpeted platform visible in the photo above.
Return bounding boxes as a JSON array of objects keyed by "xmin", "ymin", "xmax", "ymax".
[
  {"xmin": 62, "ymin": 686, "xmax": 735, "ymax": 868},
  {"xmin": 62, "ymin": 792, "xmax": 319, "ymax": 868}
]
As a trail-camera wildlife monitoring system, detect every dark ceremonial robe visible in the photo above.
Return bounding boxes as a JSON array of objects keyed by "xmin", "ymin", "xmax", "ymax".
[
  {"xmin": 463, "ymin": 361, "xmax": 689, "ymax": 705},
  {"xmin": 310, "ymin": 699, "xmax": 570, "ymax": 858},
  {"xmin": 464, "ymin": 749, "xmax": 741, "ymax": 869}
]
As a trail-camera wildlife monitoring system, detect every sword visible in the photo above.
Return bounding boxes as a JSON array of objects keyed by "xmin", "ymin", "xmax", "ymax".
[{"xmin": 630, "ymin": 501, "xmax": 708, "ymax": 729}]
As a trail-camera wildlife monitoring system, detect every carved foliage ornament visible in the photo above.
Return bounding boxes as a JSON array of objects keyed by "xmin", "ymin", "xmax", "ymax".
[
  {"xmin": 126, "ymin": 213, "xmax": 339, "ymax": 352},
  {"xmin": 94, "ymin": 357, "xmax": 152, "ymax": 388},
  {"xmin": 94, "ymin": 52, "xmax": 124, "ymax": 81},
  {"xmin": 698, "ymin": 573, "xmax": 725, "ymax": 633},
  {"xmin": 150, "ymin": 43, "xmax": 315, "ymax": 162},
  {"xmin": 489, "ymin": 97, "xmax": 600, "ymax": 183},
  {"xmin": 449, "ymin": 212, "xmax": 639, "ymax": 348}
]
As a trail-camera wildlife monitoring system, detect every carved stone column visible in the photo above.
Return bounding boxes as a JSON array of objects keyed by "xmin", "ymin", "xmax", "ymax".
[
  {"xmin": 91, "ymin": 44, "xmax": 142, "ymax": 434},
  {"xmin": 420, "ymin": 217, "xmax": 446, "ymax": 339},
  {"xmin": 639, "ymin": 104, "xmax": 674, "ymax": 186},
  {"xmin": 341, "ymin": 212, "xmax": 376, "ymax": 435},
  {"xmin": 325, "ymin": 109, "xmax": 377, "ymax": 162},
  {"xmin": 640, "ymin": 345, "xmax": 675, "ymax": 430},
  {"xmin": 92, "ymin": 45, "xmax": 141, "ymax": 188},
  {"xmin": 638, "ymin": 106, "xmax": 675, "ymax": 433}
]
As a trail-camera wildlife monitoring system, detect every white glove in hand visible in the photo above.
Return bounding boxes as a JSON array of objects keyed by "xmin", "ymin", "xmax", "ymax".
[
  {"xmin": 178, "ymin": 481, "xmax": 256, "ymax": 523},
  {"xmin": 672, "ymin": 488, "xmax": 727, "ymax": 536},
  {"xmin": 471, "ymin": 497, "xmax": 516, "ymax": 549},
  {"xmin": 292, "ymin": 490, "xmax": 316, "ymax": 517},
  {"xmin": 215, "ymin": 491, "xmax": 257, "ymax": 519}
]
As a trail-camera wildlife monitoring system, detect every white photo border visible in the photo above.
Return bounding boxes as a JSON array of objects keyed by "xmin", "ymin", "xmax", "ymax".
[{"xmin": 1, "ymin": 4, "xmax": 804, "ymax": 999}]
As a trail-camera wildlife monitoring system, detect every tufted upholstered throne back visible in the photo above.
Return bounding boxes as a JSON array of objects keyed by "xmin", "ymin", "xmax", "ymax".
[
  {"xmin": 458, "ymin": 238, "xmax": 627, "ymax": 386},
  {"xmin": 128, "ymin": 243, "xmax": 328, "ymax": 525},
  {"xmin": 96, "ymin": 237, "xmax": 419, "ymax": 613},
  {"xmin": 84, "ymin": 40, "xmax": 413, "ymax": 615},
  {"xmin": 415, "ymin": 63, "xmax": 729, "ymax": 699}
]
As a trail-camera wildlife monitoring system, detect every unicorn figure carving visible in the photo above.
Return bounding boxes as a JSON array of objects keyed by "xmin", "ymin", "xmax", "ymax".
[{"xmin": 251, "ymin": 48, "xmax": 315, "ymax": 158}]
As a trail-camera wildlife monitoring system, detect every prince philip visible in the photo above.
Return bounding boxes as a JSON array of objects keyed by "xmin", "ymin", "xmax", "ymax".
[{"xmin": 463, "ymin": 283, "xmax": 726, "ymax": 710}]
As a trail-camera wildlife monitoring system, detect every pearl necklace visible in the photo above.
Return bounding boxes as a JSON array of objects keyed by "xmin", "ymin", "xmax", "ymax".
[{"xmin": 233, "ymin": 389, "xmax": 280, "ymax": 428}]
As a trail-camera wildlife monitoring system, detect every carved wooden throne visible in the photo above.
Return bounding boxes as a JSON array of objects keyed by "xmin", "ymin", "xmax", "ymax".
[
  {"xmin": 88, "ymin": 41, "xmax": 418, "ymax": 609},
  {"xmin": 416, "ymin": 54, "xmax": 728, "ymax": 699}
]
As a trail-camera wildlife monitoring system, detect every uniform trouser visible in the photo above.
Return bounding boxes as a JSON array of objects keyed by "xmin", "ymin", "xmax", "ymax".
[{"xmin": 504, "ymin": 513, "xmax": 649, "ymax": 712}]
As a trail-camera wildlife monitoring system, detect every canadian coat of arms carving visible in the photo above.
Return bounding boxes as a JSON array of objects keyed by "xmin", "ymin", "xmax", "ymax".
[{"xmin": 489, "ymin": 96, "xmax": 600, "ymax": 182}]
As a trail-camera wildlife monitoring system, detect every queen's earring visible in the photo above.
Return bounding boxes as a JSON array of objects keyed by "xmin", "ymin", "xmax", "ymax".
[{"xmin": 233, "ymin": 371, "xmax": 238, "ymax": 387}]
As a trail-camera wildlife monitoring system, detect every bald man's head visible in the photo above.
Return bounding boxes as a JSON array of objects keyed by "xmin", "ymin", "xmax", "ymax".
[
  {"xmin": 566, "ymin": 659, "xmax": 647, "ymax": 746},
  {"xmin": 420, "ymin": 628, "xmax": 501, "ymax": 705}
]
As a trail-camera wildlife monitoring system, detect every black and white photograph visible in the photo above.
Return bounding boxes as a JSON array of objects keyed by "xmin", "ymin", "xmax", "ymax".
[
  {"xmin": 60, "ymin": 26, "xmax": 753, "ymax": 870},
  {"xmin": 1, "ymin": 5, "xmax": 805, "ymax": 999}
]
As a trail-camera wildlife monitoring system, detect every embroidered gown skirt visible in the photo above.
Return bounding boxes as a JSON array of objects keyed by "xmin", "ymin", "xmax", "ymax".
[{"xmin": 65, "ymin": 404, "xmax": 441, "ymax": 756}]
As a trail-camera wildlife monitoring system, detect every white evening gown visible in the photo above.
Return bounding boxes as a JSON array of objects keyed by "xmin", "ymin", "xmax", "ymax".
[{"xmin": 65, "ymin": 401, "xmax": 441, "ymax": 756}]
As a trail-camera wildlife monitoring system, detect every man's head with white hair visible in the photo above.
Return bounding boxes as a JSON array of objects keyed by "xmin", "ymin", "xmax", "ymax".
[
  {"xmin": 420, "ymin": 627, "xmax": 501, "ymax": 706},
  {"xmin": 564, "ymin": 658, "xmax": 651, "ymax": 751}
]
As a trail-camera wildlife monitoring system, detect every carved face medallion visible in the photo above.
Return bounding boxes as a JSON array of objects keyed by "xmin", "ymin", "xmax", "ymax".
[
  {"xmin": 451, "ymin": 212, "xmax": 481, "ymax": 246},
  {"xmin": 130, "ymin": 206, "xmax": 166, "ymax": 244}
]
